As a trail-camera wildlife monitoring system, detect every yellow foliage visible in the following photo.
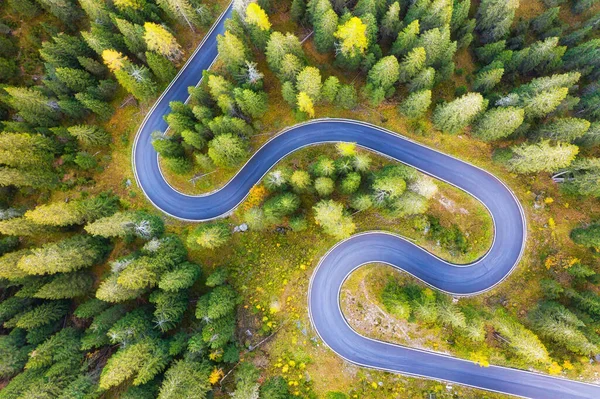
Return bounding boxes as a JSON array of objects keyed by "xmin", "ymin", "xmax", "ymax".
[
  {"xmin": 545, "ymin": 255, "xmax": 557, "ymax": 270},
  {"xmin": 113, "ymin": 0, "xmax": 144, "ymax": 10},
  {"xmin": 336, "ymin": 142, "xmax": 357, "ymax": 156},
  {"xmin": 242, "ymin": 184, "xmax": 268, "ymax": 210},
  {"xmin": 548, "ymin": 361, "xmax": 562, "ymax": 375},
  {"xmin": 143, "ymin": 22, "xmax": 182, "ymax": 61},
  {"xmin": 563, "ymin": 360, "xmax": 574, "ymax": 370},
  {"xmin": 209, "ymin": 368, "xmax": 223, "ymax": 385},
  {"xmin": 102, "ymin": 49, "xmax": 126, "ymax": 72},
  {"xmin": 548, "ymin": 217, "xmax": 556, "ymax": 229},
  {"xmin": 334, "ymin": 17, "xmax": 368, "ymax": 56},
  {"xmin": 470, "ymin": 351, "xmax": 490, "ymax": 367},
  {"xmin": 544, "ymin": 197, "xmax": 554, "ymax": 204},
  {"xmin": 297, "ymin": 91, "xmax": 315, "ymax": 118},
  {"xmin": 245, "ymin": 3, "xmax": 271, "ymax": 30}
]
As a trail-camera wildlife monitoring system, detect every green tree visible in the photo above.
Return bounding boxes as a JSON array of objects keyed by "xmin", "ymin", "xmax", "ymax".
[
  {"xmin": 3, "ymin": 87, "xmax": 60, "ymax": 127},
  {"xmin": 399, "ymin": 47, "xmax": 426, "ymax": 83},
  {"xmin": 507, "ymin": 140, "xmax": 578, "ymax": 173},
  {"xmin": 296, "ymin": 66, "xmax": 322, "ymax": 101},
  {"xmin": 381, "ymin": 2, "xmax": 401, "ymax": 39},
  {"xmin": 314, "ymin": 177, "xmax": 335, "ymax": 197},
  {"xmin": 313, "ymin": 200, "xmax": 355, "ymax": 239},
  {"xmin": 208, "ymin": 134, "xmax": 248, "ymax": 167},
  {"xmin": 571, "ymin": 224, "xmax": 600, "ymax": 249},
  {"xmin": 473, "ymin": 66, "xmax": 504, "ymax": 93},
  {"xmin": 34, "ymin": 272, "xmax": 94, "ymax": 299},
  {"xmin": 67, "ymin": 125, "xmax": 111, "ymax": 147},
  {"xmin": 368, "ymin": 55, "xmax": 400, "ymax": 92},
  {"xmin": 472, "ymin": 107, "xmax": 523, "ymax": 142},
  {"xmin": 147, "ymin": 51, "xmax": 177, "ymax": 84},
  {"xmin": 158, "ymin": 360, "xmax": 211, "ymax": 399},
  {"xmin": 391, "ymin": 20, "xmax": 419, "ymax": 58},
  {"xmin": 476, "ymin": 0, "xmax": 520, "ymax": 43},
  {"xmin": 8, "ymin": 301, "xmax": 69, "ymax": 330},
  {"xmin": 234, "ymin": 88, "xmax": 268, "ymax": 118},
  {"xmin": 217, "ymin": 31, "xmax": 248, "ymax": 74},
  {"xmin": 35, "ymin": 0, "xmax": 80, "ymax": 24},
  {"xmin": 188, "ymin": 222, "xmax": 231, "ymax": 249},
  {"xmin": 158, "ymin": 262, "xmax": 201, "ymax": 292},
  {"xmin": 336, "ymin": 84, "xmax": 358, "ymax": 109},
  {"xmin": 398, "ymin": 90, "xmax": 432, "ymax": 119},
  {"xmin": 535, "ymin": 118, "xmax": 591, "ymax": 142},
  {"xmin": 321, "ymin": 76, "xmax": 340, "ymax": 104},
  {"xmin": 433, "ymin": 93, "xmax": 486, "ymax": 134},
  {"xmin": 315, "ymin": 8, "xmax": 338, "ymax": 53},
  {"xmin": 263, "ymin": 193, "xmax": 300, "ymax": 223},
  {"xmin": 17, "ymin": 235, "xmax": 106, "ymax": 275},
  {"xmin": 157, "ymin": 0, "xmax": 202, "ymax": 31},
  {"xmin": 408, "ymin": 67, "xmax": 435, "ymax": 92}
]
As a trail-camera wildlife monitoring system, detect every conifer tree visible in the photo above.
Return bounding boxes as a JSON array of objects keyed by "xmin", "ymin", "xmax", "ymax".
[
  {"xmin": 3, "ymin": 87, "xmax": 60, "ymax": 127},
  {"xmin": 17, "ymin": 235, "xmax": 106, "ymax": 275},
  {"xmin": 507, "ymin": 140, "xmax": 578, "ymax": 173},
  {"xmin": 399, "ymin": 47, "xmax": 426, "ymax": 82},
  {"xmin": 156, "ymin": 0, "xmax": 201, "ymax": 31},
  {"xmin": 0, "ymin": 133, "xmax": 56, "ymax": 169},
  {"xmin": 472, "ymin": 107, "xmax": 524, "ymax": 141},
  {"xmin": 562, "ymin": 158, "xmax": 600, "ymax": 198},
  {"xmin": 144, "ymin": 23, "xmax": 182, "ymax": 62},
  {"xmin": 408, "ymin": 67, "xmax": 435, "ymax": 92},
  {"xmin": 334, "ymin": 17, "xmax": 368, "ymax": 67},
  {"xmin": 571, "ymin": 224, "xmax": 600, "ymax": 249},
  {"xmin": 433, "ymin": 93, "xmax": 486, "ymax": 134},
  {"xmin": 313, "ymin": 200, "xmax": 355, "ymax": 239},
  {"xmin": 399, "ymin": 90, "xmax": 432, "ymax": 119},
  {"xmin": 188, "ymin": 222, "xmax": 231, "ymax": 249},
  {"xmin": 35, "ymin": 0, "xmax": 80, "ymax": 24},
  {"xmin": 158, "ymin": 262, "xmax": 201, "ymax": 292},
  {"xmin": 297, "ymin": 92, "xmax": 315, "ymax": 117},
  {"xmin": 114, "ymin": 18, "xmax": 147, "ymax": 56},
  {"xmin": 34, "ymin": 272, "xmax": 94, "ymax": 299},
  {"xmin": 368, "ymin": 55, "xmax": 400, "ymax": 92},
  {"xmin": 207, "ymin": 134, "xmax": 248, "ymax": 167},
  {"xmin": 265, "ymin": 32, "xmax": 304, "ymax": 74},
  {"xmin": 473, "ymin": 66, "xmax": 504, "ymax": 93},
  {"xmin": 391, "ymin": 20, "xmax": 420, "ymax": 58},
  {"xmin": 314, "ymin": 8, "xmax": 338, "ymax": 53},
  {"xmin": 67, "ymin": 125, "xmax": 111, "ymax": 147},
  {"xmin": 234, "ymin": 88, "xmax": 268, "ymax": 118},
  {"xmin": 9, "ymin": 301, "xmax": 69, "ymax": 330},
  {"xmin": 158, "ymin": 359, "xmax": 211, "ymax": 399},
  {"xmin": 381, "ymin": 2, "xmax": 401, "ymax": 39},
  {"xmin": 476, "ymin": 0, "xmax": 520, "ymax": 44},
  {"xmin": 536, "ymin": 118, "xmax": 591, "ymax": 142},
  {"xmin": 217, "ymin": 31, "xmax": 248, "ymax": 75},
  {"xmin": 146, "ymin": 51, "xmax": 177, "ymax": 84}
]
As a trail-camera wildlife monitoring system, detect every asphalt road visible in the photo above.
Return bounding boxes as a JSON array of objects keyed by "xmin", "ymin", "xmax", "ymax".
[{"xmin": 132, "ymin": 4, "xmax": 600, "ymax": 398}]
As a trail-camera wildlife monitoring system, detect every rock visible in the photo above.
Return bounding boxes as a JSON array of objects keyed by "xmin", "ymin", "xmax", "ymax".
[
  {"xmin": 125, "ymin": 179, "xmax": 132, "ymax": 187},
  {"xmin": 233, "ymin": 223, "xmax": 248, "ymax": 233}
]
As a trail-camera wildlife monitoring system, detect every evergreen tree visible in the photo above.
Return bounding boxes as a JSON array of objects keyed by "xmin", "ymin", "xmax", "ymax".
[
  {"xmin": 8, "ymin": 301, "xmax": 69, "ymax": 330},
  {"xmin": 75, "ymin": 92, "xmax": 114, "ymax": 120},
  {"xmin": 207, "ymin": 134, "xmax": 248, "ymax": 167},
  {"xmin": 188, "ymin": 222, "xmax": 231, "ymax": 249},
  {"xmin": 571, "ymin": 224, "xmax": 600, "ymax": 249},
  {"xmin": 334, "ymin": 17, "xmax": 368, "ymax": 68},
  {"xmin": 433, "ymin": 93, "xmax": 486, "ymax": 134},
  {"xmin": 313, "ymin": 200, "xmax": 355, "ymax": 239},
  {"xmin": 17, "ymin": 235, "xmax": 106, "ymax": 275},
  {"xmin": 368, "ymin": 55, "xmax": 400, "ymax": 92},
  {"xmin": 234, "ymin": 88, "xmax": 268, "ymax": 118},
  {"xmin": 507, "ymin": 140, "xmax": 578, "ymax": 173},
  {"xmin": 34, "ymin": 272, "xmax": 94, "ymax": 299},
  {"xmin": 3, "ymin": 87, "xmax": 60, "ymax": 127},
  {"xmin": 473, "ymin": 66, "xmax": 504, "ymax": 93},
  {"xmin": 476, "ymin": 0, "xmax": 520, "ymax": 44},
  {"xmin": 562, "ymin": 158, "xmax": 600, "ymax": 198},
  {"xmin": 67, "ymin": 124, "xmax": 111, "ymax": 147},
  {"xmin": 399, "ymin": 47, "xmax": 426, "ymax": 82},
  {"xmin": 408, "ymin": 67, "xmax": 435, "ymax": 92},
  {"xmin": 156, "ymin": 0, "xmax": 202, "ymax": 30},
  {"xmin": 158, "ymin": 360, "xmax": 211, "ymax": 399},
  {"xmin": 335, "ymin": 84, "xmax": 358, "ymax": 109},
  {"xmin": 321, "ymin": 76, "xmax": 340, "ymax": 103},
  {"xmin": 0, "ymin": 167, "xmax": 58, "ymax": 189},
  {"xmin": 217, "ymin": 31, "xmax": 248, "ymax": 75},
  {"xmin": 536, "ymin": 118, "xmax": 591, "ymax": 142},
  {"xmin": 0, "ymin": 132, "xmax": 56, "ymax": 169},
  {"xmin": 144, "ymin": 23, "xmax": 182, "ymax": 62},
  {"xmin": 296, "ymin": 66, "xmax": 322, "ymax": 101},
  {"xmin": 521, "ymin": 87, "xmax": 569, "ymax": 119},
  {"xmin": 265, "ymin": 32, "xmax": 304, "ymax": 75},
  {"xmin": 398, "ymin": 90, "xmax": 432, "ymax": 119},
  {"xmin": 381, "ymin": 2, "xmax": 401, "ymax": 39},
  {"xmin": 24, "ymin": 194, "xmax": 118, "ymax": 227},
  {"xmin": 473, "ymin": 107, "xmax": 524, "ymax": 141},
  {"xmin": 114, "ymin": 18, "xmax": 147, "ymax": 56},
  {"xmin": 146, "ymin": 51, "xmax": 177, "ymax": 84},
  {"xmin": 315, "ymin": 8, "xmax": 338, "ymax": 53},
  {"xmin": 158, "ymin": 262, "xmax": 201, "ymax": 292},
  {"xmin": 391, "ymin": 20, "xmax": 420, "ymax": 58},
  {"xmin": 35, "ymin": 0, "xmax": 80, "ymax": 24}
]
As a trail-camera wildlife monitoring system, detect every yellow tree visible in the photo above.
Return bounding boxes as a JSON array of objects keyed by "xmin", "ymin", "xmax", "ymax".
[
  {"xmin": 297, "ymin": 92, "xmax": 315, "ymax": 117},
  {"xmin": 245, "ymin": 3, "xmax": 271, "ymax": 30},
  {"xmin": 334, "ymin": 17, "xmax": 368, "ymax": 57},
  {"xmin": 143, "ymin": 22, "xmax": 183, "ymax": 61},
  {"xmin": 102, "ymin": 49, "xmax": 126, "ymax": 72}
]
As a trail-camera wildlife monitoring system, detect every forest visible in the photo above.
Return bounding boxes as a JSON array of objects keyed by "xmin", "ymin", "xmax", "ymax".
[{"xmin": 1, "ymin": 0, "xmax": 600, "ymax": 398}]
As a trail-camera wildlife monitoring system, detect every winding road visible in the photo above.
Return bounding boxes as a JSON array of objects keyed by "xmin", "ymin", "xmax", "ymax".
[{"xmin": 132, "ymin": 4, "xmax": 600, "ymax": 398}]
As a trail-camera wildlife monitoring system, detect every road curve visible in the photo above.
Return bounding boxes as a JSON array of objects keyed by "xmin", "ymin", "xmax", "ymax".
[{"xmin": 132, "ymin": 4, "xmax": 600, "ymax": 398}]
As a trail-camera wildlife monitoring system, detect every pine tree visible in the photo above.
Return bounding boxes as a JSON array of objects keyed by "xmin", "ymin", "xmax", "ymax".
[
  {"xmin": 532, "ymin": 7, "xmax": 560, "ymax": 36},
  {"xmin": 150, "ymin": 289, "xmax": 188, "ymax": 331},
  {"xmin": 314, "ymin": 177, "xmax": 335, "ymax": 196},
  {"xmin": 158, "ymin": 262, "xmax": 201, "ymax": 291},
  {"xmin": 75, "ymin": 92, "xmax": 114, "ymax": 120},
  {"xmin": 472, "ymin": 107, "xmax": 524, "ymax": 141},
  {"xmin": 3, "ymin": 87, "xmax": 60, "ymax": 127},
  {"xmin": 217, "ymin": 31, "xmax": 248, "ymax": 75},
  {"xmin": 314, "ymin": 8, "xmax": 338, "ymax": 53},
  {"xmin": 158, "ymin": 360, "xmax": 211, "ymax": 399},
  {"xmin": 313, "ymin": 200, "xmax": 355, "ymax": 239},
  {"xmin": 188, "ymin": 222, "xmax": 231, "ymax": 249},
  {"xmin": 152, "ymin": 133, "xmax": 185, "ymax": 158},
  {"xmin": 296, "ymin": 66, "xmax": 322, "ymax": 101},
  {"xmin": 399, "ymin": 47, "xmax": 426, "ymax": 82},
  {"xmin": 291, "ymin": 0, "xmax": 306, "ymax": 23},
  {"xmin": 336, "ymin": 84, "xmax": 358, "ymax": 109},
  {"xmin": 0, "ymin": 167, "xmax": 58, "ymax": 189},
  {"xmin": 17, "ymin": 235, "xmax": 106, "ymax": 275},
  {"xmin": 34, "ymin": 272, "xmax": 94, "ymax": 299},
  {"xmin": 536, "ymin": 118, "xmax": 591, "ymax": 142},
  {"xmin": 507, "ymin": 140, "xmax": 578, "ymax": 173},
  {"xmin": 234, "ymin": 88, "xmax": 268, "ymax": 118},
  {"xmin": 391, "ymin": 20, "xmax": 420, "ymax": 58},
  {"xmin": 35, "ymin": 0, "xmax": 80, "ymax": 24},
  {"xmin": 372, "ymin": 168, "xmax": 407, "ymax": 205},
  {"xmin": 144, "ymin": 22, "xmax": 182, "ymax": 61},
  {"xmin": 381, "ymin": 2, "xmax": 401, "ymax": 39},
  {"xmin": 207, "ymin": 134, "xmax": 248, "ymax": 167},
  {"xmin": 368, "ymin": 55, "xmax": 400, "ymax": 91},
  {"xmin": 562, "ymin": 158, "xmax": 600, "ymax": 198},
  {"xmin": 24, "ymin": 194, "xmax": 118, "ymax": 227},
  {"xmin": 156, "ymin": 0, "xmax": 201, "ymax": 31},
  {"xmin": 521, "ymin": 87, "xmax": 569, "ymax": 119},
  {"xmin": 476, "ymin": 0, "xmax": 520, "ymax": 44},
  {"xmin": 571, "ymin": 224, "xmax": 600, "ymax": 249},
  {"xmin": 321, "ymin": 76, "xmax": 340, "ymax": 103},
  {"xmin": 398, "ymin": 90, "xmax": 432, "ymax": 119},
  {"xmin": 96, "ymin": 274, "xmax": 145, "ymax": 303},
  {"xmin": 146, "ymin": 51, "xmax": 177, "ymax": 84},
  {"xmin": 0, "ymin": 132, "xmax": 56, "ymax": 169},
  {"xmin": 263, "ymin": 192, "xmax": 301, "ymax": 222},
  {"xmin": 82, "ymin": 23, "xmax": 127, "ymax": 56},
  {"xmin": 10, "ymin": 301, "xmax": 69, "ymax": 330},
  {"xmin": 54, "ymin": 67, "xmax": 96, "ymax": 92},
  {"xmin": 473, "ymin": 66, "xmax": 504, "ymax": 93},
  {"xmin": 408, "ymin": 67, "xmax": 435, "ymax": 92},
  {"xmin": 433, "ymin": 93, "xmax": 486, "ymax": 134},
  {"xmin": 114, "ymin": 18, "xmax": 147, "ymax": 56},
  {"xmin": 67, "ymin": 124, "xmax": 111, "ymax": 147},
  {"xmin": 265, "ymin": 32, "xmax": 304, "ymax": 74},
  {"xmin": 85, "ymin": 210, "xmax": 164, "ymax": 239}
]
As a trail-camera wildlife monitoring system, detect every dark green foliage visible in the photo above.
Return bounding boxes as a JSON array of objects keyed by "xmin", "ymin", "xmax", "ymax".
[
  {"xmin": 150, "ymin": 289, "xmax": 189, "ymax": 332},
  {"xmin": 571, "ymin": 224, "xmax": 600, "ymax": 249},
  {"xmin": 158, "ymin": 359, "xmax": 211, "ymax": 399},
  {"xmin": 260, "ymin": 376, "xmax": 292, "ymax": 399},
  {"xmin": 0, "ymin": 329, "xmax": 30, "ymax": 379},
  {"xmin": 73, "ymin": 298, "xmax": 110, "ymax": 319},
  {"xmin": 7, "ymin": 300, "xmax": 69, "ymax": 330},
  {"xmin": 159, "ymin": 262, "xmax": 201, "ymax": 291},
  {"xmin": 427, "ymin": 216, "xmax": 469, "ymax": 254},
  {"xmin": 206, "ymin": 267, "xmax": 227, "ymax": 287}
]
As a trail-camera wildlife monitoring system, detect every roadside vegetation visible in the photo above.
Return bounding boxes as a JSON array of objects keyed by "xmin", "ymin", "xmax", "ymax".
[{"xmin": 1, "ymin": 0, "xmax": 600, "ymax": 398}]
